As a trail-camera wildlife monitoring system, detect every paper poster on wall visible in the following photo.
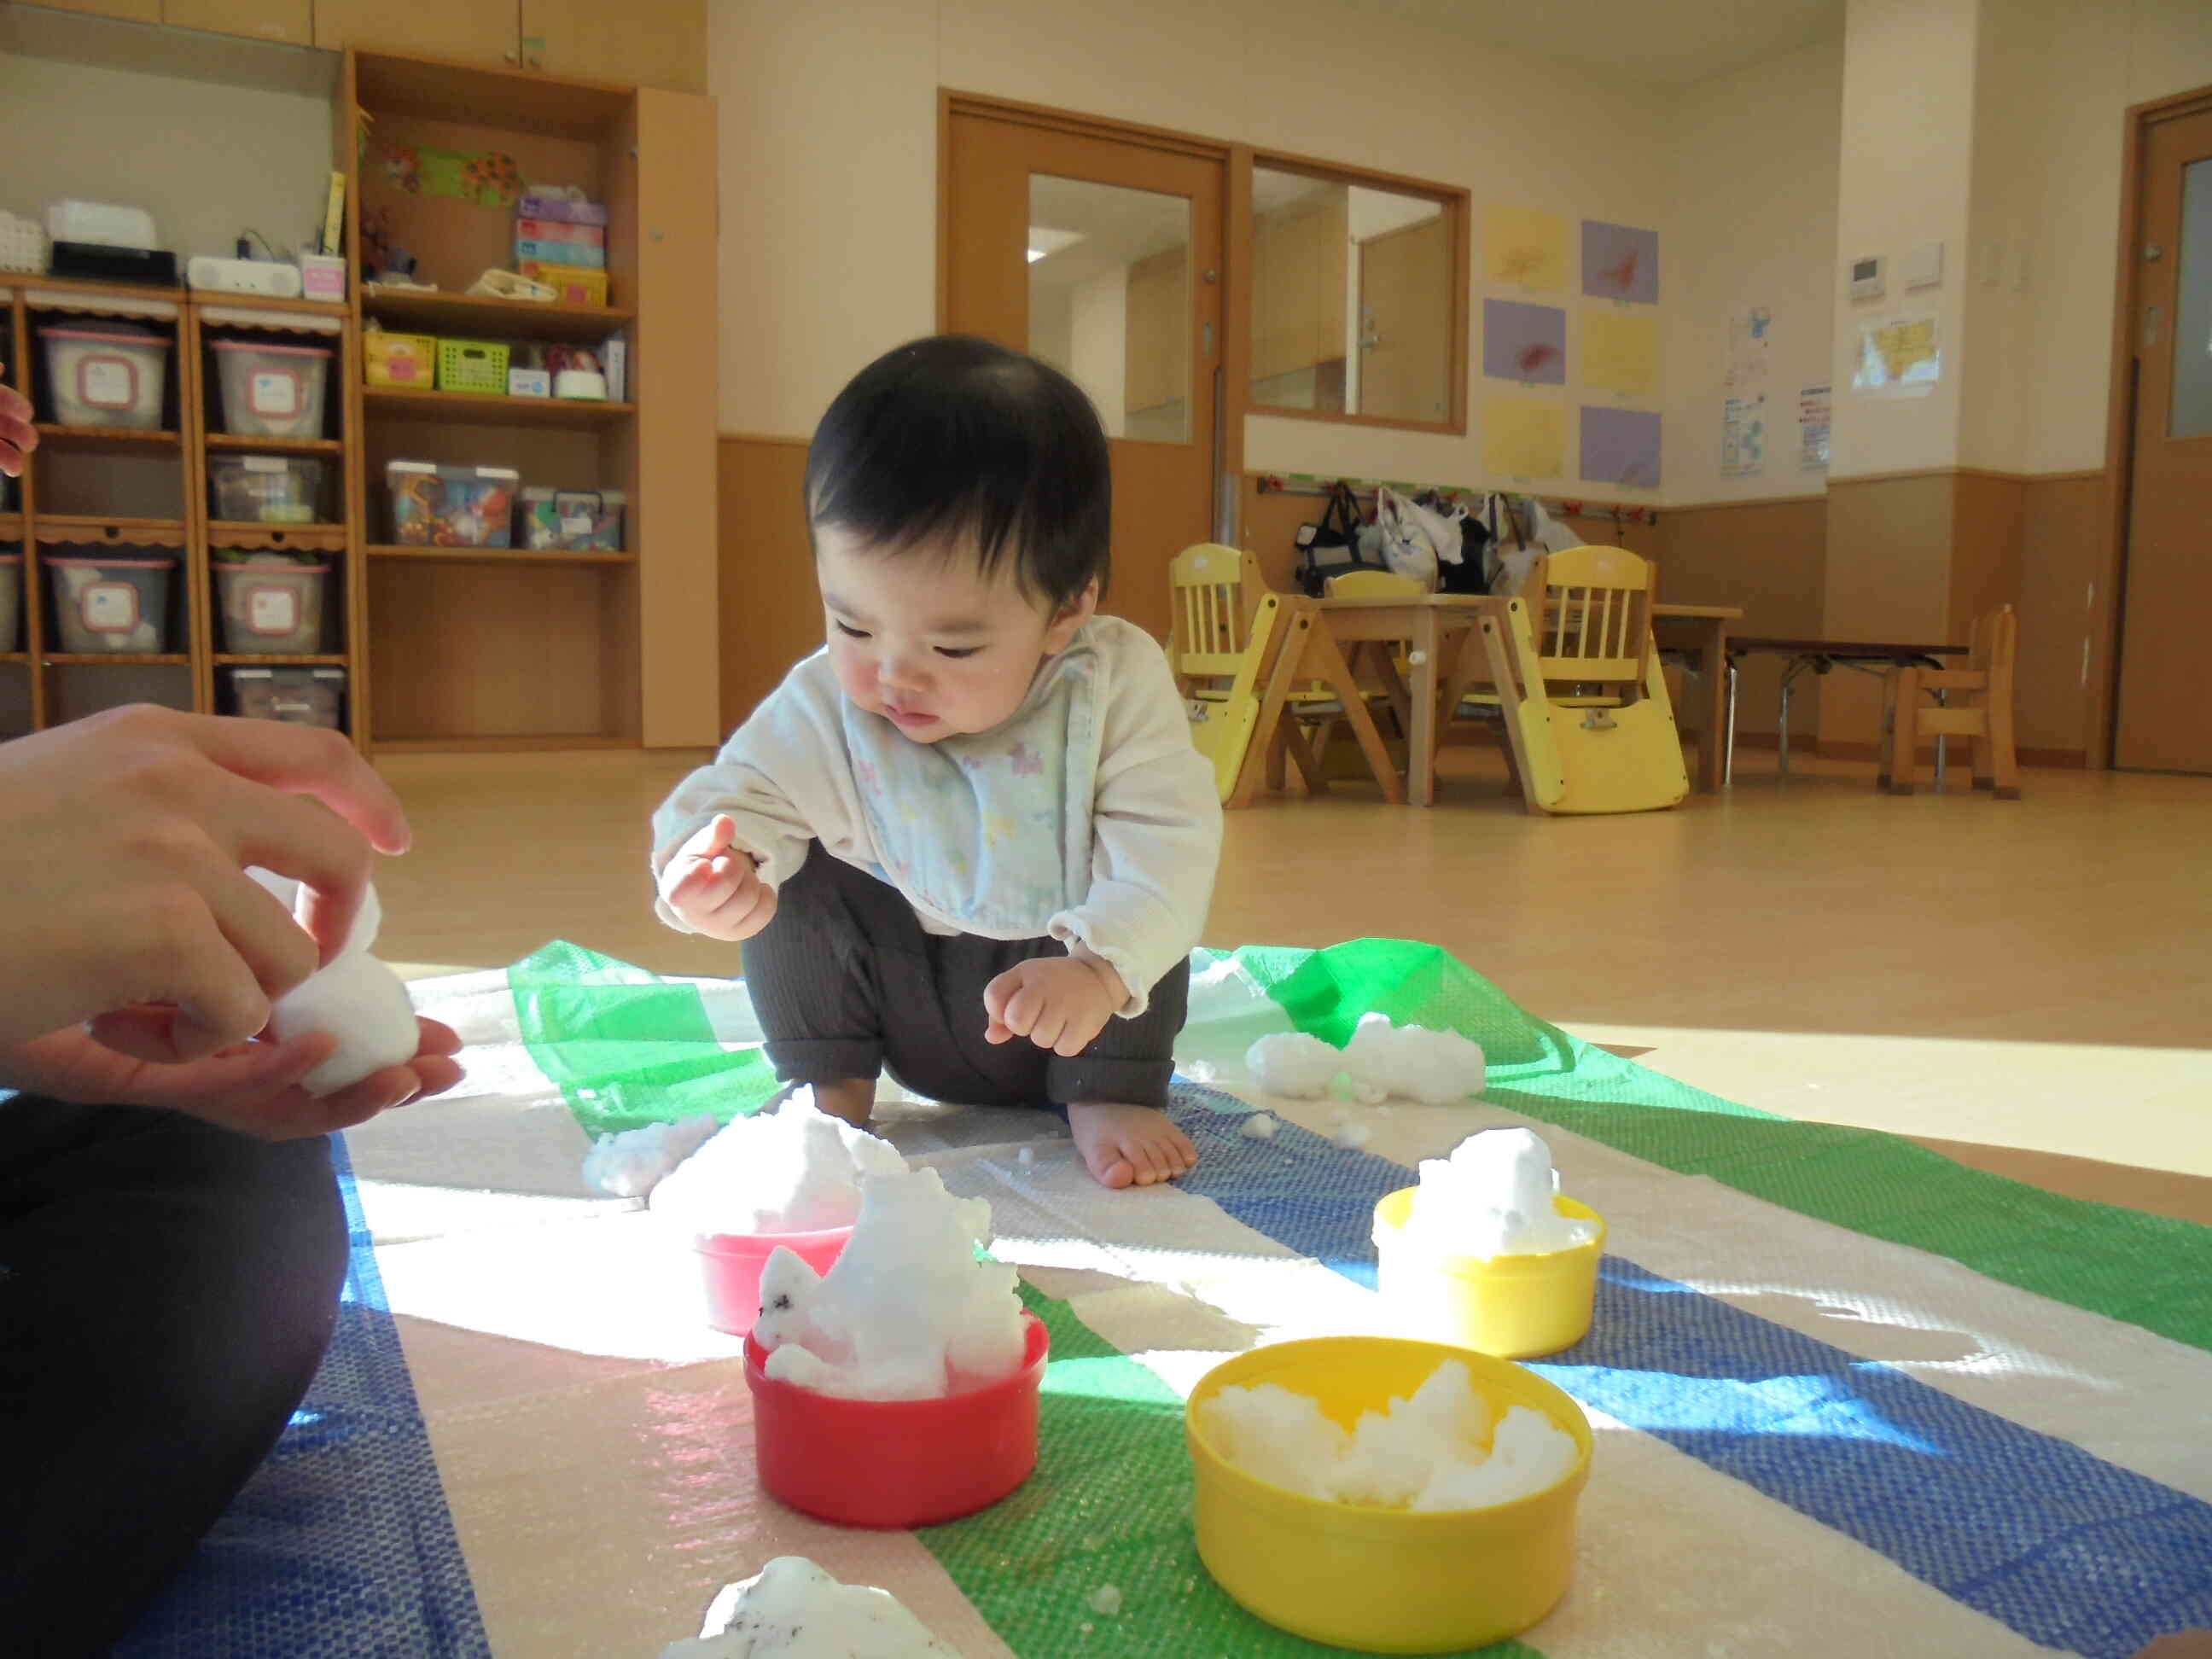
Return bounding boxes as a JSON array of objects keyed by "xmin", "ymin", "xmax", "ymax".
[
  {"xmin": 1482, "ymin": 300, "xmax": 1567, "ymax": 383},
  {"xmin": 1852, "ymin": 314, "xmax": 1941, "ymax": 395},
  {"xmin": 1481, "ymin": 204, "xmax": 1570, "ymax": 290},
  {"xmin": 1798, "ymin": 385, "xmax": 1831, "ymax": 469},
  {"xmin": 1722, "ymin": 394, "xmax": 1767, "ymax": 475},
  {"xmin": 1482, "ymin": 396, "xmax": 1567, "ymax": 480},
  {"xmin": 1580, "ymin": 406, "xmax": 1662, "ymax": 488},
  {"xmin": 1581, "ymin": 306, "xmax": 1660, "ymax": 398},
  {"xmin": 1582, "ymin": 220, "xmax": 1660, "ymax": 304},
  {"xmin": 1726, "ymin": 304, "xmax": 1773, "ymax": 389}
]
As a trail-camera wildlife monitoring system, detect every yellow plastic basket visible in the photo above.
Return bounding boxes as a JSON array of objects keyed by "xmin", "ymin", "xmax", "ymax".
[
  {"xmin": 363, "ymin": 331, "xmax": 435, "ymax": 388},
  {"xmin": 435, "ymin": 339, "xmax": 510, "ymax": 395}
]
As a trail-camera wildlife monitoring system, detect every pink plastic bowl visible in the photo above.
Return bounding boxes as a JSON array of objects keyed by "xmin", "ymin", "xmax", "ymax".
[
  {"xmin": 693, "ymin": 1225, "xmax": 852, "ymax": 1337},
  {"xmin": 743, "ymin": 1312, "xmax": 1051, "ymax": 1528}
]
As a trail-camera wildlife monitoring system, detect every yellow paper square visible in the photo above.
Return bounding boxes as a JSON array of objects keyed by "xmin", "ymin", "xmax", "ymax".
[
  {"xmin": 1581, "ymin": 306, "xmax": 1661, "ymax": 398},
  {"xmin": 1482, "ymin": 204, "xmax": 1569, "ymax": 291},
  {"xmin": 1482, "ymin": 397, "xmax": 1566, "ymax": 480}
]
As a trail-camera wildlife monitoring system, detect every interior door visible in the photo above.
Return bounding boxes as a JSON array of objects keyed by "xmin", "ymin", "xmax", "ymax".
[
  {"xmin": 943, "ymin": 104, "xmax": 1225, "ymax": 643},
  {"xmin": 2115, "ymin": 101, "xmax": 2212, "ymax": 773},
  {"xmin": 1358, "ymin": 215, "xmax": 1452, "ymax": 424}
]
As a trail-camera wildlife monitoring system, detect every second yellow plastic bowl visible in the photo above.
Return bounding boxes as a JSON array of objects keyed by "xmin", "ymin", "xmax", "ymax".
[
  {"xmin": 1372, "ymin": 1188, "xmax": 1606, "ymax": 1359},
  {"xmin": 1186, "ymin": 1336, "xmax": 1593, "ymax": 1654}
]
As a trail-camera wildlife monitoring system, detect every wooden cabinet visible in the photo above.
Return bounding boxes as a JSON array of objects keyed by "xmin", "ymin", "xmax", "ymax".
[
  {"xmin": 164, "ymin": 0, "xmax": 311, "ymax": 45},
  {"xmin": 314, "ymin": 0, "xmax": 524, "ymax": 67},
  {"xmin": 521, "ymin": 0, "xmax": 707, "ymax": 96}
]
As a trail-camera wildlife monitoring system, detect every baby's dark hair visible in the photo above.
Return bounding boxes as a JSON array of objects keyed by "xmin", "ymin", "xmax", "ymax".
[{"xmin": 804, "ymin": 335, "xmax": 1111, "ymax": 610}]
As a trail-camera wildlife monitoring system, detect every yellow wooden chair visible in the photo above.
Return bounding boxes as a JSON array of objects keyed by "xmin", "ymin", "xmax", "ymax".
[
  {"xmin": 1880, "ymin": 603, "xmax": 2020, "ymax": 798},
  {"xmin": 1185, "ymin": 590, "xmax": 1290, "ymax": 802},
  {"xmin": 1172, "ymin": 543, "xmax": 1346, "ymax": 787},
  {"xmin": 1472, "ymin": 545, "xmax": 1689, "ymax": 814}
]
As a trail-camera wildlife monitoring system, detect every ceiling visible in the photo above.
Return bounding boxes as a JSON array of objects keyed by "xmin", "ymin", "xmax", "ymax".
[{"xmin": 1366, "ymin": 0, "xmax": 1841, "ymax": 89}]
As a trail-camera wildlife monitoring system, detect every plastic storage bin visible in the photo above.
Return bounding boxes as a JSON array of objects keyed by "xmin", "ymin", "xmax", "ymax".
[
  {"xmin": 517, "ymin": 486, "xmax": 626, "ymax": 551},
  {"xmin": 212, "ymin": 556, "xmax": 330, "ymax": 654},
  {"xmin": 46, "ymin": 553, "xmax": 176, "ymax": 652},
  {"xmin": 211, "ymin": 339, "xmax": 331, "ymax": 439},
  {"xmin": 224, "ymin": 665, "xmax": 345, "ymax": 729},
  {"xmin": 364, "ymin": 330, "xmax": 435, "ymax": 387},
  {"xmin": 0, "ymin": 551, "xmax": 20, "ymax": 650},
  {"xmin": 40, "ymin": 323, "xmax": 168, "ymax": 430},
  {"xmin": 387, "ymin": 461, "xmax": 519, "ymax": 547},
  {"xmin": 435, "ymin": 340, "xmax": 510, "ymax": 394},
  {"xmin": 1371, "ymin": 1190, "xmax": 1605, "ymax": 1359},
  {"xmin": 209, "ymin": 455, "xmax": 329, "ymax": 525},
  {"xmin": 518, "ymin": 261, "xmax": 608, "ymax": 306},
  {"xmin": 694, "ymin": 1224, "xmax": 851, "ymax": 1338}
]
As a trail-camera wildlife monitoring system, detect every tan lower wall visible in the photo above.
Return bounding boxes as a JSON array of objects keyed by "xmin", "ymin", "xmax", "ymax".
[
  {"xmin": 2015, "ymin": 472, "xmax": 2103, "ymax": 760},
  {"xmin": 719, "ymin": 434, "xmax": 818, "ymax": 733},
  {"xmin": 1658, "ymin": 494, "xmax": 1828, "ymax": 736},
  {"xmin": 1816, "ymin": 473, "xmax": 1960, "ymax": 751}
]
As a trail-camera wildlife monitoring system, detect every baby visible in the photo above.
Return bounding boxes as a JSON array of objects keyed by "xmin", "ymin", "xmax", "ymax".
[{"xmin": 652, "ymin": 336, "xmax": 1222, "ymax": 1189}]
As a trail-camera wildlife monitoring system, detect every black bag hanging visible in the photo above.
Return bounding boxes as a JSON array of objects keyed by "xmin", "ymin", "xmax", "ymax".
[
  {"xmin": 1418, "ymin": 489, "xmax": 1493, "ymax": 596},
  {"xmin": 1293, "ymin": 480, "xmax": 1387, "ymax": 597}
]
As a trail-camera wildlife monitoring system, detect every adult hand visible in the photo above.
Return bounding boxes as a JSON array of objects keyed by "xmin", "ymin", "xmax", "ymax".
[
  {"xmin": 0, "ymin": 370, "xmax": 33, "ymax": 476},
  {"xmin": 0, "ymin": 705, "xmax": 410, "ymax": 1060},
  {"xmin": 657, "ymin": 814, "xmax": 777, "ymax": 941},
  {"xmin": 0, "ymin": 1018, "xmax": 464, "ymax": 1139}
]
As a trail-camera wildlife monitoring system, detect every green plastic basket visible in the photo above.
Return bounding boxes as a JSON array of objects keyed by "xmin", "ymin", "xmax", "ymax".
[{"xmin": 435, "ymin": 338, "xmax": 510, "ymax": 395}]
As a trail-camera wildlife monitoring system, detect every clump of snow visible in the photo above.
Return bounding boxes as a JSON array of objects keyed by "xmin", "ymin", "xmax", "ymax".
[
  {"xmin": 582, "ymin": 1115, "xmax": 718, "ymax": 1198},
  {"xmin": 1088, "ymin": 1585, "xmax": 1122, "ymax": 1616},
  {"xmin": 755, "ymin": 1166, "xmax": 1027, "ymax": 1400},
  {"xmin": 661, "ymin": 1556, "xmax": 956, "ymax": 1657},
  {"xmin": 1200, "ymin": 1359, "xmax": 1576, "ymax": 1511},
  {"xmin": 1244, "ymin": 1019, "xmax": 1485, "ymax": 1108},
  {"xmin": 1238, "ymin": 1113, "xmax": 1279, "ymax": 1141},
  {"xmin": 649, "ymin": 1091, "xmax": 905, "ymax": 1237},
  {"xmin": 1406, "ymin": 1126, "xmax": 1597, "ymax": 1258},
  {"xmin": 1333, "ymin": 1119, "xmax": 1374, "ymax": 1150},
  {"xmin": 247, "ymin": 870, "xmax": 416, "ymax": 1098}
]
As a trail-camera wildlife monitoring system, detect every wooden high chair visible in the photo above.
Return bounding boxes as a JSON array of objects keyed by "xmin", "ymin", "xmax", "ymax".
[{"xmin": 1880, "ymin": 604, "xmax": 2020, "ymax": 798}]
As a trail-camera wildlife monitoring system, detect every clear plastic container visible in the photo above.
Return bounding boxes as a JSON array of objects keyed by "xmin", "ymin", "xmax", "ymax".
[
  {"xmin": 45, "ymin": 554, "xmax": 176, "ymax": 652},
  {"xmin": 517, "ymin": 486, "xmax": 626, "ymax": 551},
  {"xmin": 40, "ymin": 323, "xmax": 169, "ymax": 430},
  {"xmin": 386, "ymin": 461, "xmax": 519, "ymax": 547},
  {"xmin": 224, "ymin": 665, "xmax": 345, "ymax": 729},
  {"xmin": 212, "ymin": 557, "xmax": 330, "ymax": 654},
  {"xmin": 209, "ymin": 455, "xmax": 329, "ymax": 524},
  {"xmin": 210, "ymin": 339, "xmax": 331, "ymax": 439}
]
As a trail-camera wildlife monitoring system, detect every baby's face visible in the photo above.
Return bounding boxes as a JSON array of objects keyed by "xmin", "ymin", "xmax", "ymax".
[{"xmin": 815, "ymin": 527, "xmax": 1094, "ymax": 742}]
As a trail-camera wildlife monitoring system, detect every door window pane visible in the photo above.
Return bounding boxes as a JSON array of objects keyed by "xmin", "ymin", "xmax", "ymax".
[
  {"xmin": 1027, "ymin": 175, "xmax": 1190, "ymax": 443},
  {"xmin": 2171, "ymin": 156, "xmax": 2212, "ymax": 440},
  {"xmin": 1251, "ymin": 167, "xmax": 1452, "ymax": 424}
]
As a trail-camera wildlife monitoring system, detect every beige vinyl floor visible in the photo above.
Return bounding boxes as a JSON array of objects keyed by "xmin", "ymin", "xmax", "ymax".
[{"xmin": 373, "ymin": 744, "xmax": 2212, "ymax": 1223}]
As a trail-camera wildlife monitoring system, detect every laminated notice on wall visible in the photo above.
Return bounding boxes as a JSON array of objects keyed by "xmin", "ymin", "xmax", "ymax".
[{"xmin": 1852, "ymin": 315, "xmax": 1940, "ymax": 395}]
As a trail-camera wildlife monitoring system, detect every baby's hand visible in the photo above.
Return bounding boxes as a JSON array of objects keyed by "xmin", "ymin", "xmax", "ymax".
[
  {"xmin": 983, "ymin": 954, "xmax": 1126, "ymax": 1057},
  {"xmin": 659, "ymin": 814, "xmax": 777, "ymax": 941}
]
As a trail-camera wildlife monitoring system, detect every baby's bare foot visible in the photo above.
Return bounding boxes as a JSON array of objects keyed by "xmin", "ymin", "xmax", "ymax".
[
  {"xmin": 777, "ymin": 1077, "xmax": 876, "ymax": 1131},
  {"xmin": 1067, "ymin": 1102, "xmax": 1196, "ymax": 1190}
]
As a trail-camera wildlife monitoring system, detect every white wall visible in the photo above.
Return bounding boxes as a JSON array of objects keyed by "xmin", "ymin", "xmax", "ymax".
[
  {"xmin": 1666, "ymin": 32, "xmax": 1844, "ymax": 503},
  {"xmin": 712, "ymin": 0, "xmax": 1676, "ymax": 499},
  {"xmin": 0, "ymin": 50, "xmax": 333, "ymax": 267}
]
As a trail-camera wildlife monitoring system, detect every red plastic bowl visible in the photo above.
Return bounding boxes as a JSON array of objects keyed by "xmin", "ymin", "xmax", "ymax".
[
  {"xmin": 694, "ymin": 1225, "xmax": 852, "ymax": 1337},
  {"xmin": 743, "ymin": 1312, "xmax": 1051, "ymax": 1528}
]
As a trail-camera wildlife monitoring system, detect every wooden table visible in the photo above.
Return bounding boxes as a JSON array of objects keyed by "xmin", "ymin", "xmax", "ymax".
[
  {"xmin": 1651, "ymin": 604, "xmax": 1744, "ymax": 795},
  {"xmin": 1728, "ymin": 636, "xmax": 1966, "ymax": 775},
  {"xmin": 1302, "ymin": 595, "xmax": 1742, "ymax": 806}
]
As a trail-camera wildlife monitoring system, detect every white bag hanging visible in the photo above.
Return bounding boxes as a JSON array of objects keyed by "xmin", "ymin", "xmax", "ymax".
[{"xmin": 1373, "ymin": 486, "xmax": 1440, "ymax": 589}]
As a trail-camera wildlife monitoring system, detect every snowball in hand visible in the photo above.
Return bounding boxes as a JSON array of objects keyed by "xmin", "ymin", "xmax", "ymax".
[
  {"xmin": 756, "ymin": 1166, "xmax": 1027, "ymax": 1400},
  {"xmin": 269, "ymin": 951, "xmax": 421, "ymax": 1097},
  {"xmin": 649, "ymin": 1091, "xmax": 906, "ymax": 1237},
  {"xmin": 1199, "ymin": 1359, "xmax": 1575, "ymax": 1511},
  {"xmin": 1407, "ymin": 1126, "xmax": 1597, "ymax": 1257},
  {"xmin": 246, "ymin": 865, "xmax": 381, "ymax": 958},
  {"xmin": 661, "ymin": 1556, "xmax": 957, "ymax": 1657}
]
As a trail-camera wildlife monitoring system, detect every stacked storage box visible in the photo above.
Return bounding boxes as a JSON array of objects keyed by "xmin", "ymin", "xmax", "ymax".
[{"xmin": 516, "ymin": 188, "xmax": 608, "ymax": 306}]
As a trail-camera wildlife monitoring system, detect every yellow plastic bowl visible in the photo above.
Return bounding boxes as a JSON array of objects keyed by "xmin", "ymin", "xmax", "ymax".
[
  {"xmin": 1372, "ymin": 1188, "xmax": 1606, "ymax": 1359},
  {"xmin": 1186, "ymin": 1336, "xmax": 1592, "ymax": 1655}
]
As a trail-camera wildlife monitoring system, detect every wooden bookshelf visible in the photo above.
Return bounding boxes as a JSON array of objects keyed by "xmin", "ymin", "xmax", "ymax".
[
  {"xmin": 206, "ymin": 433, "xmax": 344, "ymax": 456},
  {"xmin": 345, "ymin": 48, "xmax": 717, "ymax": 753},
  {"xmin": 32, "ymin": 423, "xmax": 182, "ymax": 449}
]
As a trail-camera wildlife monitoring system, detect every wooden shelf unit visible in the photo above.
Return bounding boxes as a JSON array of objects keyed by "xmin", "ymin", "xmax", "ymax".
[
  {"xmin": 344, "ymin": 48, "xmax": 717, "ymax": 754},
  {"xmin": 1, "ymin": 278, "xmax": 364, "ymax": 742}
]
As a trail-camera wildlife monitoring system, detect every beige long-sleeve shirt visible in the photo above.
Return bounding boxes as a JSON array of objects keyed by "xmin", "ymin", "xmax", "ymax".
[{"xmin": 650, "ymin": 616, "xmax": 1221, "ymax": 1016}]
